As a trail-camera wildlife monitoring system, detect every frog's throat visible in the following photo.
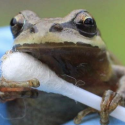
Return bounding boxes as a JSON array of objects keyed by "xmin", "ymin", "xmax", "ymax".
[{"xmin": 12, "ymin": 42, "xmax": 112, "ymax": 85}]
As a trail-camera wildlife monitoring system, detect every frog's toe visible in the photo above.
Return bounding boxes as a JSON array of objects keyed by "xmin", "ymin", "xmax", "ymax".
[
  {"xmin": 74, "ymin": 107, "xmax": 98, "ymax": 124},
  {"xmin": 28, "ymin": 78, "xmax": 40, "ymax": 88},
  {"xmin": 1, "ymin": 50, "xmax": 13, "ymax": 62},
  {"xmin": 100, "ymin": 90, "xmax": 122, "ymax": 125}
]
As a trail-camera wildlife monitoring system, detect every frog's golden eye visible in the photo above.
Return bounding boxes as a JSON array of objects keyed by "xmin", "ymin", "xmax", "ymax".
[
  {"xmin": 74, "ymin": 12, "xmax": 97, "ymax": 37},
  {"xmin": 10, "ymin": 14, "xmax": 25, "ymax": 38}
]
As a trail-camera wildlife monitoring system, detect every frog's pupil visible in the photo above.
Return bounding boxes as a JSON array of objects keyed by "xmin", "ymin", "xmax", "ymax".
[
  {"xmin": 10, "ymin": 18, "xmax": 17, "ymax": 26},
  {"xmin": 84, "ymin": 18, "xmax": 94, "ymax": 25}
]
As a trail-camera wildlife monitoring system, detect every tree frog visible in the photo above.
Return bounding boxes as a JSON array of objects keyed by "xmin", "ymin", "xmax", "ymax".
[{"xmin": 1, "ymin": 9, "xmax": 125, "ymax": 125}]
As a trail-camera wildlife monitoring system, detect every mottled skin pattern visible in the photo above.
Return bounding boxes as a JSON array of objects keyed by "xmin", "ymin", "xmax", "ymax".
[{"xmin": 0, "ymin": 10, "xmax": 125, "ymax": 125}]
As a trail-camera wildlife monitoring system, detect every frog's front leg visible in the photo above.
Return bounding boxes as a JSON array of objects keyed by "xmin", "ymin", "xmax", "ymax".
[
  {"xmin": 74, "ymin": 90, "xmax": 122, "ymax": 125},
  {"xmin": 0, "ymin": 89, "xmax": 38, "ymax": 102},
  {"xmin": 100, "ymin": 65, "xmax": 125, "ymax": 125},
  {"xmin": 0, "ymin": 77, "xmax": 40, "ymax": 102},
  {"xmin": 100, "ymin": 90, "xmax": 122, "ymax": 125},
  {"xmin": 113, "ymin": 65, "xmax": 125, "ymax": 98},
  {"xmin": 100, "ymin": 64, "xmax": 125, "ymax": 125}
]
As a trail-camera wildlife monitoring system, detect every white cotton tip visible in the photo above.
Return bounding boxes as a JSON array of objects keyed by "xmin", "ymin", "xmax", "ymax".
[
  {"xmin": 1, "ymin": 52, "xmax": 75, "ymax": 94},
  {"xmin": 1, "ymin": 52, "xmax": 35, "ymax": 81},
  {"xmin": 1, "ymin": 52, "xmax": 48, "ymax": 81},
  {"xmin": 1, "ymin": 52, "xmax": 125, "ymax": 123}
]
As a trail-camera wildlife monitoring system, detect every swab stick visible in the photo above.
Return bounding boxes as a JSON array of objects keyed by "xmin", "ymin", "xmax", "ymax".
[{"xmin": 1, "ymin": 52, "xmax": 125, "ymax": 122}]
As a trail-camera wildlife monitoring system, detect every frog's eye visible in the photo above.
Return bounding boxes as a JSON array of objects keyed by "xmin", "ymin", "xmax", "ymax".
[
  {"xmin": 74, "ymin": 12, "xmax": 97, "ymax": 37},
  {"xmin": 10, "ymin": 14, "xmax": 25, "ymax": 38}
]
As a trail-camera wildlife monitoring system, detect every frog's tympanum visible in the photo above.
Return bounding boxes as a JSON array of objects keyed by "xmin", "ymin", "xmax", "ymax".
[{"xmin": 1, "ymin": 10, "xmax": 125, "ymax": 125}]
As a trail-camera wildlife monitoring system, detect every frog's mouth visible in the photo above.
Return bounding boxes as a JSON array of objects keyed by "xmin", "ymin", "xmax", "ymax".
[
  {"xmin": 12, "ymin": 42, "xmax": 100, "ymax": 63},
  {"xmin": 13, "ymin": 42, "xmax": 99, "ymax": 53},
  {"xmin": 12, "ymin": 42, "xmax": 107, "ymax": 84}
]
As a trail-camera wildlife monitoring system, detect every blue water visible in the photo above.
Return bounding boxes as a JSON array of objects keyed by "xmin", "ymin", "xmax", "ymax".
[{"xmin": 0, "ymin": 26, "xmax": 13, "ymax": 125}]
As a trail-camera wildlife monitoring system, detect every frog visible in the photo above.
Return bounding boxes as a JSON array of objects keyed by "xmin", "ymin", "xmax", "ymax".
[{"xmin": 1, "ymin": 9, "xmax": 125, "ymax": 125}]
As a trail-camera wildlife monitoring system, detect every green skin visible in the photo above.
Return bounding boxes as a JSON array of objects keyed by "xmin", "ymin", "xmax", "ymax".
[{"xmin": 1, "ymin": 10, "xmax": 125, "ymax": 125}]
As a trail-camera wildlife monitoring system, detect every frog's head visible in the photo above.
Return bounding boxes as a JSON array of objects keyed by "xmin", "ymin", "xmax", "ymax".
[
  {"xmin": 10, "ymin": 10, "xmax": 111, "ymax": 83},
  {"xmin": 11, "ymin": 9, "xmax": 106, "ymax": 51}
]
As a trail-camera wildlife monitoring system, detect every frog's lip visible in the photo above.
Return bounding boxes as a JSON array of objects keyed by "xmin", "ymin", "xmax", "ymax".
[
  {"xmin": 12, "ymin": 42, "xmax": 100, "ymax": 60},
  {"xmin": 12, "ymin": 41, "xmax": 99, "ymax": 53},
  {"xmin": 12, "ymin": 42, "xmax": 100, "ymax": 65}
]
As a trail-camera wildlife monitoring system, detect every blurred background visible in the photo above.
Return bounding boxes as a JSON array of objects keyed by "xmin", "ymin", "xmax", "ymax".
[
  {"xmin": 0, "ymin": 0, "xmax": 125, "ymax": 63},
  {"xmin": 0, "ymin": 1, "xmax": 125, "ymax": 125}
]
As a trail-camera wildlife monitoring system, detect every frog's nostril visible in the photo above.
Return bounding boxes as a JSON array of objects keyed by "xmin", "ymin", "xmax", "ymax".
[
  {"xmin": 50, "ymin": 23, "xmax": 63, "ymax": 32},
  {"xmin": 30, "ymin": 26, "xmax": 38, "ymax": 33}
]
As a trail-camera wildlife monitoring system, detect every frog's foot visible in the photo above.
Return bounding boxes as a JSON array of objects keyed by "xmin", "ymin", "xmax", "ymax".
[
  {"xmin": 100, "ymin": 90, "xmax": 122, "ymax": 125},
  {"xmin": 74, "ymin": 90, "xmax": 122, "ymax": 125},
  {"xmin": 0, "ymin": 89, "xmax": 38, "ymax": 102},
  {"xmin": 74, "ymin": 107, "xmax": 98, "ymax": 124},
  {"xmin": 0, "ymin": 77, "xmax": 40, "ymax": 88},
  {"xmin": 0, "ymin": 77, "xmax": 40, "ymax": 102}
]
